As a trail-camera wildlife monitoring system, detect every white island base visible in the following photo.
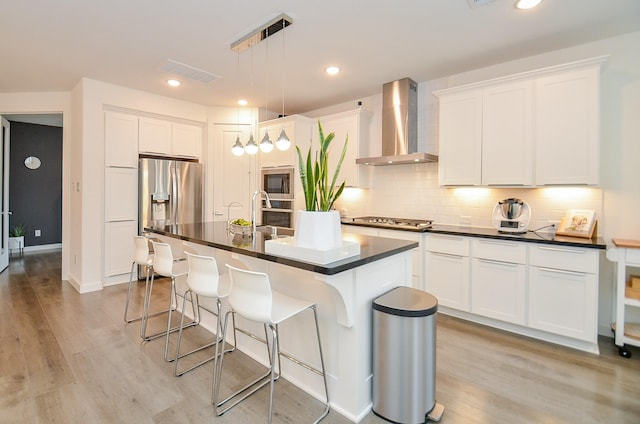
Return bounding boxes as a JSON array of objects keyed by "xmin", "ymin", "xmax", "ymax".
[{"xmin": 155, "ymin": 234, "xmax": 413, "ymax": 423}]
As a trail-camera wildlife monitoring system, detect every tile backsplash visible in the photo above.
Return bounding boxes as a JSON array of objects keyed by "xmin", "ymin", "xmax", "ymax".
[{"xmin": 336, "ymin": 162, "xmax": 604, "ymax": 235}]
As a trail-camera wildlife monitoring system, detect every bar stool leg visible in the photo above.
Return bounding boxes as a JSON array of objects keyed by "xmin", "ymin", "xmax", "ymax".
[{"xmin": 213, "ymin": 313, "xmax": 276, "ymax": 416}]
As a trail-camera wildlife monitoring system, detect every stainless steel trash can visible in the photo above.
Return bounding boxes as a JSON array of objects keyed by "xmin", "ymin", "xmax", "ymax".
[{"xmin": 372, "ymin": 286, "xmax": 444, "ymax": 423}]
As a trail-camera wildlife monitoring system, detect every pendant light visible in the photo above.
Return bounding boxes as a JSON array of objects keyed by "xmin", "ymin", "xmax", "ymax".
[
  {"xmin": 276, "ymin": 18, "xmax": 291, "ymax": 151},
  {"xmin": 245, "ymin": 133, "xmax": 258, "ymax": 154},
  {"xmin": 259, "ymin": 26, "xmax": 274, "ymax": 153},
  {"xmin": 245, "ymin": 41, "xmax": 259, "ymax": 155},
  {"xmin": 232, "ymin": 136, "xmax": 245, "ymax": 156},
  {"xmin": 232, "ymin": 51, "xmax": 245, "ymax": 156}
]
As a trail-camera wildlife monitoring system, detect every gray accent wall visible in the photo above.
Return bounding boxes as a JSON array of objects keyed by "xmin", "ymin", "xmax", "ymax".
[{"xmin": 9, "ymin": 121, "xmax": 63, "ymax": 247}]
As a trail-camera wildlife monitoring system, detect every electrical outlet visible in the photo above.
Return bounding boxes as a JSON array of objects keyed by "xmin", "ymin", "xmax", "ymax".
[
  {"xmin": 35, "ymin": 229, "xmax": 41, "ymax": 237},
  {"xmin": 549, "ymin": 220, "xmax": 560, "ymax": 228},
  {"xmin": 459, "ymin": 215, "xmax": 472, "ymax": 226}
]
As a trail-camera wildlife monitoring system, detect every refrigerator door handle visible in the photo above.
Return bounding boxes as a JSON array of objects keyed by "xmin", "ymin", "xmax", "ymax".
[{"xmin": 171, "ymin": 161, "xmax": 179, "ymax": 225}]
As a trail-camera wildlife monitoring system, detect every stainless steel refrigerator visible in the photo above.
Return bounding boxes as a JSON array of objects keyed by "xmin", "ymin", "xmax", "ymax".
[{"xmin": 139, "ymin": 156, "xmax": 203, "ymax": 235}]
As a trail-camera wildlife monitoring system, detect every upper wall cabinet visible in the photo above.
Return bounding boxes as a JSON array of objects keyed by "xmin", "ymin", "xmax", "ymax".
[
  {"xmin": 105, "ymin": 112, "xmax": 139, "ymax": 168},
  {"xmin": 434, "ymin": 56, "xmax": 607, "ymax": 187},
  {"xmin": 535, "ymin": 67, "xmax": 600, "ymax": 185},
  {"xmin": 437, "ymin": 90, "xmax": 482, "ymax": 185},
  {"xmin": 482, "ymin": 81, "xmax": 533, "ymax": 186},
  {"xmin": 139, "ymin": 117, "xmax": 202, "ymax": 159},
  {"xmin": 436, "ymin": 80, "xmax": 534, "ymax": 187},
  {"xmin": 313, "ymin": 108, "xmax": 372, "ymax": 188}
]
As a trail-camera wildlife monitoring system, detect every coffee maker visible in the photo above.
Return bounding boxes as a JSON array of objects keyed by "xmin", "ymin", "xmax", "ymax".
[{"xmin": 492, "ymin": 198, "xmax": 531, "ymax": 233}]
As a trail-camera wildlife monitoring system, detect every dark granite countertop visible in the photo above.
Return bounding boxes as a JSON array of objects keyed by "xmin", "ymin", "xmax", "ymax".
[
  {"xmin": 341, "ymin": 220, "xmax": 606, "ymax": 250},
  {"xmin": 144, "ymin": 221, "xmax": 418, "ymax": 275},
  {"xmin": 427, "ymin": 224, "xmax": 606, "ymax": 249}
]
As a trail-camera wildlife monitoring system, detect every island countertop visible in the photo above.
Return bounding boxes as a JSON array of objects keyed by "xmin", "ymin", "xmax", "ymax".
[{"xmin": 144, "ymin": 221, "xmax": 418, "ymax": 275}]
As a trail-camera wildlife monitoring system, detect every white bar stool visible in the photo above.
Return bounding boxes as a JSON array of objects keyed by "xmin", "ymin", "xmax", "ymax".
[
  {"xmin": 124, "ymin": 236, "xmax": 154, "ymax": 324},
  {"xmin": 144, "ymin": 241, "xmax": 197, "ymax": 357},
  {"xmin": 213, "ymin": 264, "xmax": 330, "ymax": 423},
  {"xmin": 172, "ymin": 252, "xmax": 238, "ymax": 377}
]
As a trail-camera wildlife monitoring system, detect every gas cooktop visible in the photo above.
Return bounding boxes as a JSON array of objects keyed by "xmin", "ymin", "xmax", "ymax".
[{"xmin": 343, "ymin": 216, "xmax": 433, "ymax": 232}]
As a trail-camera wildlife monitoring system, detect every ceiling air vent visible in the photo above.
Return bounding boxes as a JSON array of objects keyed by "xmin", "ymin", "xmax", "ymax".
[
  {"xmin": 159, "ymin": 59, "xmax": 221, "ymax": 84},
  {"xmin": 467, "ymin": 0, "xmax": 496, "ymax": 8}
]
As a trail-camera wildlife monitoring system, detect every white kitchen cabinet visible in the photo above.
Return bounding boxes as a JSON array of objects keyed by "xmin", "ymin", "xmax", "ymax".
[
  {"xmin": 436, "ymin": 90, "xmax": 482, "ymax": 186},
  {"xmin": 424, "ymin": 234, "xmax": 470, "ymax": 310},
  {"xmin": 139, "ymin": 117, "xmax": 202, "ymax": 159},
  {"xmin": 313, "ymin": 109, "xmax": 372, "ymax": 188},
  {"xmin": 104, "ymin": 220, "xmax": 137, "ymax": 277},
  {"xmin": 470, "ymin": 239, "xmax": 527, "ymax": 325},
  {"xmin": 436, "ymin": 81, "xmax": 533, "ymax": 186},
  {"xmin": 211, "ymin": 123, "xmax": 256, "ymax": 222},
  {"xmin": 481, "ymin": 81, "xmax": 533, "ymax": 186},
  {"xmin": 258, "ymin": 115, "xmax": 313, "ymax": 168},
  {"xmin": 105, "ymin": 167, "xmax": 138, "ymax": 222},
  {"xmin": 435, "ymin": 56, "xmax": 606, "ymax": 187},
  {"xmin": 528, "ymin": 245, "xmax": 599, "ymax": 342},
  {"xmin": 172, "ymin": 122, "xmax": 202, "ymax": 158},
  {"xmin": 105, "ymin": 112, "xmax": 138, "ymax": 168},
  {"xmin": 535, "ymin": 65, "xmax": 601, "ymax": 185},
  {"xmin": 139, "ymin": 117, "xmax": 172, "ymax": 155}
]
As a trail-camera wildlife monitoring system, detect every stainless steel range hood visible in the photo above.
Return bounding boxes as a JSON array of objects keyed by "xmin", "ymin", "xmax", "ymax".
[{"xmin": 356, "ymin": 78, "xmax": 437, "ymax": 166}]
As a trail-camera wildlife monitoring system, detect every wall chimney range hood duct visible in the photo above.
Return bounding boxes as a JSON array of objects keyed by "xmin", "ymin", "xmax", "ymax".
[{"xmin": 356, "ymin": 78, "xmax": 437, "ymax": 166}]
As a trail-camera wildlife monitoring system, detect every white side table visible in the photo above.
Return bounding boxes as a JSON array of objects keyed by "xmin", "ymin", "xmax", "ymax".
[{"xmin": 606, "ymin": 238, "xmax": 640, "ymax": 358}]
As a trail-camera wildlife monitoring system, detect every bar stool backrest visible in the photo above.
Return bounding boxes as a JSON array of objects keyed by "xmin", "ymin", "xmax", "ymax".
[
  {"xmin": 185, "ymin": 252, "xmax": 223, "ymax": 298},
  {"xmin": 133, "ymin": 236, "xmax": 152, "ymax": 265},
  {"xmin": 225, "ymin": 264, "xmax": 273, "ymax": 323},
  {"xmin": 150, "ymin": 241, "xmax": 175, "ymax": 277}
]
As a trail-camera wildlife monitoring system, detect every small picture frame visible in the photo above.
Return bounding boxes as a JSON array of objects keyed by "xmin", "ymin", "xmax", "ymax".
[{"xmin": 556, "ymin": 209, "xmax": 597, "ymax": 239}]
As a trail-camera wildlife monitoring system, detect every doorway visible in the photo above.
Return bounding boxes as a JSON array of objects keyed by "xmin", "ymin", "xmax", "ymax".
[{"xmin": 3, "ymin": 114, "xmax": 63, "ymax": 258}]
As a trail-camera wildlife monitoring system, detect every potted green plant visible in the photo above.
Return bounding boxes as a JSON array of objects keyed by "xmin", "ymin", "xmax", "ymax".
[
  {"xmin": 9, "ymin": 224, "xmax": 26, "ymax": 254},
  {"xmin": 294, "ymin": 120, "xmax": 348, "ymax": 250}
]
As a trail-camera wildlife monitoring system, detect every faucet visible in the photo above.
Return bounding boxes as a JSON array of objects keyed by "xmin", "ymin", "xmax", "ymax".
[
  {"xmin": 251, "ymin": 190, "xmax": 272, "ymax": 234},
  {"xmin": 227, "ymin": 201, "xmax": 244, "ymax": 231}
]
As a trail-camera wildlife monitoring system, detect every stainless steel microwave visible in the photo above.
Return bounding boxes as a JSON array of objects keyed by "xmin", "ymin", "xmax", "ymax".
[{"xmin": 261, "ymin": 166, "xmax": 294, "ymax": 199}]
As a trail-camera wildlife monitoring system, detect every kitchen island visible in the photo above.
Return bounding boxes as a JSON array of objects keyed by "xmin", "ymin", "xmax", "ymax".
[{"xmin": 145, "ymin": 221, "xmax": 417, "ymax": 423}]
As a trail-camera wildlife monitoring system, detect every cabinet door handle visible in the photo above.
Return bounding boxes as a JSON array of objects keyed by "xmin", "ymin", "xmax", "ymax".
[
  {"xmin": 538, "ymin": 246, "xmax": 585, "ymax": 255},
  {"xmin": 430, "ymin": 252, "xmax": 463, "ymax": 259},
  {"xmin": 537, "ymin": 266, "xmax": 586, "ymax": 277},
  {"xmin": 431, "ymin": 234, "xmax": 463, "ymax": 242},
  {"xmin": 478, "ymin": 240, "xmax": 518, "ymax": 247},
  {"xmin": 478, "ymin": 258, "xmax": 518, "ymax": 267}
]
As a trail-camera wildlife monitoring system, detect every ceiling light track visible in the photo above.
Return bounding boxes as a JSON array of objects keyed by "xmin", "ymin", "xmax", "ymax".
[{"xmin": 231, "ymin": 14, "xmax": 292, "ymax": 53}]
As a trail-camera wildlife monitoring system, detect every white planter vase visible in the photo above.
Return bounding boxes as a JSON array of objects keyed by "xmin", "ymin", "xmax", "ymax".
[{"xmin": 294, "ymin": 210, "xmax": 342, "ymax": 250}]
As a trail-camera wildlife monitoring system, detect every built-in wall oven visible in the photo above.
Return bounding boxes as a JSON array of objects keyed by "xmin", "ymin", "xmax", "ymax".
[{"xmin": 260, "ymin": 166, "xmax": 294, "ymax": 228}]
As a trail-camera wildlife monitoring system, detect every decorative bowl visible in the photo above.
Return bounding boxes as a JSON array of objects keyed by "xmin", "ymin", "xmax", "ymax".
[{"xmin": 230, "ymin": 223, "xmax": 252, "ymax": 236}]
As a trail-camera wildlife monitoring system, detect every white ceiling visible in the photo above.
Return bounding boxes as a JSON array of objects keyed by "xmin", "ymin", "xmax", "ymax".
[{"xmin": 2, "ymin": 0, "xmax": 640, "ymax": 115}]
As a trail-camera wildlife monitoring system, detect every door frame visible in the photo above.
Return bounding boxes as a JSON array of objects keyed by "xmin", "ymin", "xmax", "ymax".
[{"xmin": 0, "ymin": 116, "xmax": 10, "ymax": 270}]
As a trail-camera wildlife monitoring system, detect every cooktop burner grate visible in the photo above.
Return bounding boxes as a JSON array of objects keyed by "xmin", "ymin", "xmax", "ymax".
[{"xmin": 348, "ymin": 216, "xmax": 433, "ymax": 231}]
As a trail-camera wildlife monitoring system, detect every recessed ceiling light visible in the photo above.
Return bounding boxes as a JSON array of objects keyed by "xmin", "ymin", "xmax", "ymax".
[
  {"xmin": 238, "ymin": 99, "xmax": 248, "ymax": 106},
  {"xmin": 325, "ymin": 66, "xmax": 340, "ymax": 75},
  {"xmin": 515, "ymin": 0, "xmax": 541, "ymax": 9},
  {"xmin": 167, "ymin": 79, "xmax": 181, "ymax": 87}
]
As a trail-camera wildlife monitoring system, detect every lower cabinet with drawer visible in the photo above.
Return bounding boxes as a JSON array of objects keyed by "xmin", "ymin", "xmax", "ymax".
[
  {"xmin": 528, "ymin": 245, "xmax": 598, "ymax": 343},
  {"xmin": 471, "ymin": 239, "xmax": 527, "ymax": 325},
  {"xmin": 424, "ymin": 234, "xmax": 470, "ymax": 311},
  {"xmin": 424, "ymin": 233, "xmax": 601, "ymax": 354}
]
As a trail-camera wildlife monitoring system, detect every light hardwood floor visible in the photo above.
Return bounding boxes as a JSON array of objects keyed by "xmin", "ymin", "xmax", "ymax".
[{"xmin": 1, "ymin": 250, "xmax": 639, "ymax": 423}]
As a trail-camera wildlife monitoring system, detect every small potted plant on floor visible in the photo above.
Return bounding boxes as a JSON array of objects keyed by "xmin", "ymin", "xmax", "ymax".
[
  {"xmin": 9, "ymin": 224, "xmax": 26, "ymax": 254},
  {"xmin": 295, "ymin": 119, "xmax": 348, "ymax": 250}
]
